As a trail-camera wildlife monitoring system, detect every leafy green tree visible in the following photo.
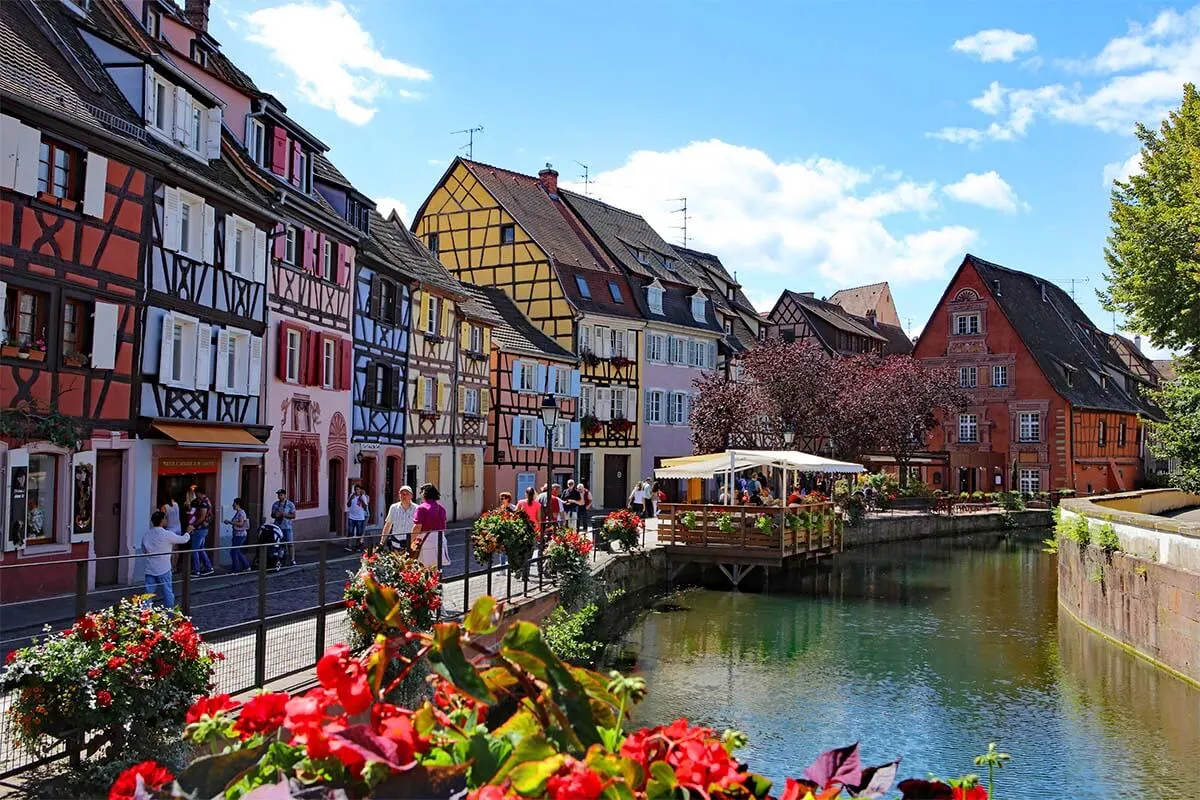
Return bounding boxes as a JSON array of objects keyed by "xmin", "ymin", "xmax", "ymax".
[
  {"xmin": 1101, "ymin": 83, "xmax": 1200, "ymax": 357},
  {"xmin": 1149, "ymin": 370, "xmax": 1200, "ymax": 493}
]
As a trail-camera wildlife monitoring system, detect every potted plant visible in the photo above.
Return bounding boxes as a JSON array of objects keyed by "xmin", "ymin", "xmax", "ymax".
[
  {"xmin": 754, "ymin": 514, "xmax": 775, "ymax": 535},
  {"xmin": 63, "ymin": 349, "xmax": 89, "ymax": 368},
  {"xmin": 471, "ymin": 509, "xmax": 536, "ymax": 570},
  {"xmin": 608, "ymin": 417, "xmax": 633, "ymax": 435},
  {"xmin": 1, "ymin": 336, "xmax": 46, "ymax": 362},
  {"xmin": 680, "ymin": 510, "xmax": 698, "ymax": 530},
  {"xmin": 610, "ymin": 355, "xmax": 634, "ymax": 369},
  {"xmin": 716, "ymin": 513, "xmax": 735, "ymax": 534},
  {"xmin": 544, "ymin": 529, "xmax": 595, "ymax": 606},
  {"xmin": 580, "ymin": 414, "xmax": 603, "ymax": 436},
  {"xmin": 579, "ymin": 350, "xmax": 601, "ymax": 367},
  {"xmin": 344, "ymin": 550, "xmax": 442, "ymax": 647},
  {"xmin": 602, "ymin": 509, "xmax": 642, "ymax": 552}
]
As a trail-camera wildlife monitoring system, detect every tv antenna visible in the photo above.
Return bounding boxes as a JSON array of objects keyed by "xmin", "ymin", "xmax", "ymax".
[
  {"xmin": 451, "ymin": 125, "xmax": 484, "ymax": 159},
  {"xmin": 575, "ymin": 161, "xmax": 591, "ymax": 196},
  {"xmin": 669, "ymin": 197, "xmax": 689, "ymax": 248}
]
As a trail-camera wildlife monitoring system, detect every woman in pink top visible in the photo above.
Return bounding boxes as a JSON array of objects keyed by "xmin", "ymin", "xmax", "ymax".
[
  {"xmin": 411, "ymin": 484, "xmax": 451, "ymax": 569},
  {"xmin": 515, "ymin": 487, "xmax": 541, "ymax": 535}
]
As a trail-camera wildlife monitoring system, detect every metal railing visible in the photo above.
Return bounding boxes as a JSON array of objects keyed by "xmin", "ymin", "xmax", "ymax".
[{"xmin": 0, "ymin": 528, "xmax": 558, "ymax": 780}]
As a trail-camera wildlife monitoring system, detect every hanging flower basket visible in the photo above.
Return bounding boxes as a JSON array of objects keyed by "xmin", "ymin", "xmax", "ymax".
[
  {"xmin": 471, "ymin": 509, "xmax": 536, "ymax": 570},
  {"xmin": 602, "ymin": 509, "xmax": 642, "ymax": 551},
  {"xmin": 580, "ymin": 350, "xmax": 601, "ymax": 367}
]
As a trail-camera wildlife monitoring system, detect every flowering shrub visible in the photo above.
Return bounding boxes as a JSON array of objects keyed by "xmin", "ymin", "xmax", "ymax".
[
  {"xmin": 544, "ymin": 529, "xmax": 594, "ymax": 608},
  {"xmin": 755, "ymin": 513, "xmax": 775, "ymax": 534},
  {"xmin": 580, "ymin": 414, "xmax": 603, "ymax": 436},
  {"xmin": 117, "ymin": 592, "xmax": 1005, "ymax": 800},
  {"xmin": 800, "ymin": 491, "xmax": 828, "ymax": 505},
  {"xmin": 0, "ymin": 596, "xmax": 219, "ymax": 760},
  {"xmin": 345, "ymin": 550, "xmax": 441, "ymax": 647},
  {"xmin": 471, "ymin": 509, "xmax": 537, "ymax": 568},
  {"xmin": 680, "ymin": 510, "xmax": 698, "ymax": 530},
  {"xmin": 602, "ymin": 509, "xmax": 641, "ymax": 551}
]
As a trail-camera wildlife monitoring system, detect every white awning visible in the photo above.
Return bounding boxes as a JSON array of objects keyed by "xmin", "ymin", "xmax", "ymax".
[{"xmin": 654, "ymin": 450, "xmax": 865, "ymax": 479}]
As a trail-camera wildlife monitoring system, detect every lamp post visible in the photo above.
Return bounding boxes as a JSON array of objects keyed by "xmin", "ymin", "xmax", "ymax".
[{"xmin": 540, "ymin": 393, "xmax": 561, "ymax": 536}]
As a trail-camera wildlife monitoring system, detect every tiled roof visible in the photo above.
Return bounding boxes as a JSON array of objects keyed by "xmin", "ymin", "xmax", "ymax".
[
  {"xmin": 205, "ymin": 48, "xmax": 260, "ymax": 96},
  {"xmin": 782, "ymin": 291, "xmax": 887, "ymax": 343},
  {"xmin": 461, "ymin": 285, "xmax": 575, "ymax": 361},
  {"xmin": 966, "ymin": 254, "xmax": 1154, "ymax": 416},
  {"xmin": 675, "ymin": 246, "xmax": 759, "ymax": 317},
  {"xmin": 829, "ymin": 282, "xmax": 888, "ymax": 318},
  {"xmin": 871, "ymin": 321, "xmax": 914, "ymax": 355},
  {"xmin": 313, "ymin": 151, "xmax": 352, "ymax": 187},
  {"xmin": 371, "ymin": 209, "xmax": 463, "ymax": 297},
  {"xmin": 1153, "ymin": 360, "xmax": 1177, "ymax": 382}
]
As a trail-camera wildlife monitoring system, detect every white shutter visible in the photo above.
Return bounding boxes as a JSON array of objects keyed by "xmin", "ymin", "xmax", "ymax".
[
  {"xmin": 201, "ymin": 204, "xmax": 216, "ymax": 264},
  {"xmin": 0, "ymin": 280, "xmax": 7, "ymax": 341},
  {"xmin": 644, "ymin": 390, "xmax": 653, "ymax": 423},
  {"xmin": 4, "ymin": 449, "xmax": 29, "ymax": 551},
  {"xmin": 223, "ymin": 214, "xmax": 237, "ymax": 273},
  {"xmin": 203, "ymin": 106, "xmax": 222, "ymax": 160},
  {"xmin": 627, "ymin": 330, "xmax": 637, "ymax": 357},
  {"xmin": 173, "ymin": 86, "xmax": 189, "ymax": 144},
  {"xmin": 12, "ymin": 121, "xmax": 39, "ymax": 196},
  {"xmin": 163, "ymin": 187, "xmax": 182, "ymax": 252},
  {"xmin": 253, "ymin": 228, "xmax": 267, "ymax": 283},
  {"xmin": 158, "ymin": 311, "xmax": 175, "ymax": 383},
  {"xmin": 0, "ymin": 115, "xmax": 21, "ymax": 189},
  {"xmin": 143, "ymin": 69, "xmax": 156, "ymax": 123},
  {"xmin": 194, "ymin": 323, "xmax": 212, "ymax": 390},
  {"xmin": 247, "ymin": 335, "xmax": 263, "ymax": 396},
  {"xmin": 597, "ymin": 387, "xmax": 612, "ymax": 421},
  {"xmin": 214, "ymin": 328, "xmax": 232, "ymax": 393},
  {"xmin": 81, "ymin": 152, "xmax": 108, "ymax": 217},
  {"xmin": 69, "ymin": 450, "xmax": 97, "ymax": 542},
  {"xmin": 90, "ymin": 302, "xmax": 119, "ymax": 370},
  {"xmin": 594, "ymin": 326, "xmax": 608, "ymax": 357}
]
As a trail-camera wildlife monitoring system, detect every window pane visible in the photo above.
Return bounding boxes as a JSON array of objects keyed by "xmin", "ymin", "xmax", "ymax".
[{"xmin": 27, "ymin": 454, "xmax": 57, "ymax": 543}]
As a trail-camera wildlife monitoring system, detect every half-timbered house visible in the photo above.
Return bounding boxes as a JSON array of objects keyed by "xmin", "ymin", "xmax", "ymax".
[
  {"xmin": 0, "ymin": 0, "xmax": 152, "ymax": 600},
  {"xmin": 914, "ymin": 254, "xmax": 1159, "ymax": 494},
  {"xmin": 462, "ymin": 285, "xmax": 579, "ymax": 504},
  {"xmin": 412, "ymin": 160, "xmax": 645, "ymax": 510},
  {"xmin": 675, "ymin": 247, "xmax": 763, "ymax": 380}
]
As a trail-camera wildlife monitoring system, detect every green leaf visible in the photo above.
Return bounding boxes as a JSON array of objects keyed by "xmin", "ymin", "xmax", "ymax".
[
  {"xmin": 492, "ymin": 734, "xmax": 558, "ymax": 784},
  {"xmin": 510, "ymin": 754, "xmax": 566, "ymax": 795},
  {"xmin": 464, "ymin": 596, "xmax": 499, "ymax": 635},
  {"xmin": 428, "ymin": 623, "xmax": 496, "ymax": 704},
  {"xmin": 174, "ymin": 745, "xmax": 266, "ymax": 798},
  {"xmin": 493, "ymin": 707, "xmax": 541, "ymax": 741},
  {"xmin": 501, "ymin": 621, "xmax": 604, "ymax": 747},
  {"xmin": 646, "ymin": 760, "xmax": 678, "ymax": 800},
  {"xmin": 363, "ymin": 574, "xmax": 401, "ymax": 623},
  {"xmin": 465, "ymin": 731, "xmax": 512, "ymax": 785},
  {"xmin": 743, "ymin": 772, "xmax": 774, "ymax": 797}
]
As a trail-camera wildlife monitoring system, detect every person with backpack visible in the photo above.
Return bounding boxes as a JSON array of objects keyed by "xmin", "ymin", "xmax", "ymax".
[{"xmin": 345, "ymin": 483, "xmax": 370, "ymax": 552}]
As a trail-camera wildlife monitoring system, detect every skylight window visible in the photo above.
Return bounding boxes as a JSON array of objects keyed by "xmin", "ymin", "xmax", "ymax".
[
  {"xmin": 608, "ymin": 281, "xmax": 623, "ymax": 303},
  {"xmin": 575, "ymin": 275, "xmax": 591, "ymax": 299}
]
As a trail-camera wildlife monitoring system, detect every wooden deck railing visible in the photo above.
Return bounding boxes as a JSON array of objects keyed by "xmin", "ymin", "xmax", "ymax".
[{"xmin": 657, "ymin": 503, "xmax": 842, "ymax": 558}]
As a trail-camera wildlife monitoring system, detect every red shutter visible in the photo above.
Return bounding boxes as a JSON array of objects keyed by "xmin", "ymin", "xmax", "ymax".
[
  {"xmin": 336, "ymin": 243, "xmax": 351, "ymax": 286},
  {"xmin": 339, "ymin": 338, "xmax": 353, "ymax": 390},
  {"xmin": 273, "ymin": 223, "xmax": 285, "ymax": 261},
  {"xmin": 303, "ymin": 229, "xmax": 315, "ymax": 272},
  {"xmin": 271, "ymin": 127, "xmax": 288, "ymax": 177},
  {"xmin": 290, "ymin": 141, "xmax": 302, "ymax": 187},
  {"xmin": 276, "ymin": 322, "xmax": 291, "ymax": 381},
  {"xmin": 316, "ymin": 233, "xmax": 327, "ymax": 277},
  {"xmin": 306, "ymin": 329, "xmax": 323, "ymax": 386}
]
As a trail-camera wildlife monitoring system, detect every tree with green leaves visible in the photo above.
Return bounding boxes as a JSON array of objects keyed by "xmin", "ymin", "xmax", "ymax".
[
  {"xmin": 1101, "ymin": 82, "xmax": 1200, "ymax": 358},
  {"xmin": 1149, "ymin": 370, "xmax": 1200, "ymax": 493}
]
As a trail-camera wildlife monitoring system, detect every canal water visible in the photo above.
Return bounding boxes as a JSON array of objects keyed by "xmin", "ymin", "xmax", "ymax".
[{"xmin": 615, "ymin": 532, "xmax": 1200, "ymax": 798}]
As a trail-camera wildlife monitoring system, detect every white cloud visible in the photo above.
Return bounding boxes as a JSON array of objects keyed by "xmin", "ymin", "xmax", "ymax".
[
  {"xmin": 1102, "ymin": 151, "xmax": 1143, "ymax": 185},
  {"xmin": 375, "ymin": 196, "xmax": 409, "ymax": 225},
  {"xmin": 952, "ymin": 29, "xmax": 1037, "ymax": 62},
  {"xmin": 934, "ymin": 6, "xmax": 1200, "ymax": 143},
  {"xmin": 245, "ymin": 1, "xmax": 431, "ymax": 125},
  {"xmin": 563, "ymin": 140, "xmax": 977, "ymax": 299},
  {"xmin": 943, "ymin": 171, "xmax": 1026, "ymax": 213}
]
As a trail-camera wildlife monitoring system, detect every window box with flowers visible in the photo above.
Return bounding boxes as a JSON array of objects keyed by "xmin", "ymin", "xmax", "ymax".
[
  {"xmin": 63, "ymin": 350, "xmax": 90, "ymax": 368},
  {"xmin": 609, "ymin": 355, "xmax": 634, "ymax": 369},
  {"xmin": 579, "ymin": 350, "xmax": 601, "ymax": 368},
  {"xmin": 1, "ymin": 337, "xmax": 47, "ymax": 362},
  {"xmin": 580, "ymin": 414, "xmax": 603, "ymax": 436},
  {"xmin": 608, "ymin": 417, "xmax": 634, "ymax": 435}
]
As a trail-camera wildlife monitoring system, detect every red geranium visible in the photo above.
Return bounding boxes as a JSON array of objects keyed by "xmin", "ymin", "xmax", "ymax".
[
  {"xmin": 108, "ymin": 760, "xmax": 173, "ymax": 800},
  {"xmin": 95, "ymin": 690, "xmax": 113, "ymax": 707},
  {"xmin": 186, "ymin": 694, "xmax": 240, "ymax": 724},
  {"xmin": 955, "ymin": 787, "xmax": 988, "ymax": 800},
  {"xmin": 546, "ymin": 758, "xmax": 604, "ymax": 800},
  {"xmin": 233, "ymin": 692, "xmax": 290, "ymax": 739},
  {"xmin": 620, "ymin": 719, "xmax": 747, "ymax": 795}
]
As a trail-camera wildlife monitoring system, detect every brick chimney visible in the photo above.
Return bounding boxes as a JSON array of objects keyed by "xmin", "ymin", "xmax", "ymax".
[
  {"xmin": 537, "ymin": 163, "xmax": 559, "ymax": 196},
  {"xmin": 866, "ymin": 309, "xmax": 877, "ymax": 327},
  {"xmin": 185, "ymin": 0, "xmax": 211, "ymax": 33},
  {"xmin": 1134, "ymin": 334, "xmax": 1142, "ymax": 352}
]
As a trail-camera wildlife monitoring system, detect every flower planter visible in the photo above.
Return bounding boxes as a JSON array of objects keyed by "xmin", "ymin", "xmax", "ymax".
[
  {"xmin": 63, "ymin": 353, "xmax": 89, "ymax": 368},
  {"xmin": 2, "ymin": 345, "xmax": 45, "ymax": 362}
]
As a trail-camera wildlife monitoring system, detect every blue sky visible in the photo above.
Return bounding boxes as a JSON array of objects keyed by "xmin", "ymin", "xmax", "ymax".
[{"xmin": 207, "ymin": 0, "xmax": 1198, "ymax": 357}]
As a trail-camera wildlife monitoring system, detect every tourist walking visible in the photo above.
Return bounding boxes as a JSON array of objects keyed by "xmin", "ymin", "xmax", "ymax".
[
  {"xmin": 629, "ymin": 481, "xmax": 646, "ymax": 515},
  {"xmin": 517, "ymin": 487, "xmax": 541, "ymax": 535},
  {"xmin": 410, "ymin": 484, "xmax": 451, "ymax": 569},
  {"xmin": 563, "ymin": 479, "xmax": 582, "ymax": 531},
  {"xmin": 577, "ymin": 482, "xmax": 593, "ymax": 533},
  {"xmin": 345, "ymin": 483, "xmax": 370, "ymax": 552},
  {"xmin": 224, "ymin": 497, "xmax": 252, "ymax": 573},
  {"xmin": 497, "ymin": 491, "xmax": 518, "ymax": 513},
  {"xmin": 187, "ymin": 488, "xmax": 214, "ymax": 576},
  {"xmin": 161, "ymin": 496, "xmax": 183, "ymax": 572},
  {"xmin": 142, "ymin": 510, "xmax": 190, "ymax": 607},
  {"xmin": 380, "ymin": 485, "xmax": 417, "ymax": 552},
  {"xmin": 270, "ymin": 488, "xmax": 298, "ymax": 567}
]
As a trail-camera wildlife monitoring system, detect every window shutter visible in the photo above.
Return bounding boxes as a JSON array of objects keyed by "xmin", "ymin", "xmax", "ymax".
[
  {"xmin": 480, "ymin": 386, "xmax": 490, "ymax": 417},
  {"xmin": 438, "ymin": 378, "xmax": 449, "ymax": 412},
  {"xmin": 458, "ymin": 385, "xmax": 466, "ymax": 415},
  {"xmin": 305, "ymin": 329, "xmax": 322, "ymax": 386},
  {"xmin": 482, "ymin": 327, "xmax": 491, "ymax": 354},
  {"xmin": 597, "ymin": 387, "xmax": 612, "ymax": 421},
  {"xmin": 579, "ymin": 325, "xmax": 591, "ymax": 354},
  {"xmin": 273, "ymin": 224, "xmax": 285, "ymax": 262},
  {"xmin": 0, "ymin": 280, "xmax": 6, "ymax": 341},
  {"xmin": 90, "ymin": 302, "xmax": 119, "ymax": 370},
  {"xmin": 201, "ymin": 204, "xmax": 216, "ymax": 264},
  {"xmin": 303, "ymin": 229, "xmax": 315, "ymax": 272},
  {"xmin": 627, "ymin": 330, "xmax": 637, "ymax": 357},
  {"xmin": 510, "ymin": 416, "xmax": 523, "ymax": 449},
  {"xmin": 248, "ymin": 335, "xmax": 263, "ymax": 396},
  {"xmin": 363, "ymin": 361, "xmax": 377, "ymax": 405},
  {"xmin": 253, "ymin": 228, "xmax": 267, "ymax": 283},
  {"xmin": 69, "ymin": 450, "xmax": 97, "ymax": 543},
  {"xmin": 143, "ymin": 70, "xmax": 156, "ymax": 123},
  {"xmin": 9, "ymin": 121, "xmax": 38, "ymax": 196},
  {"xmin": 339, "ymin": 338, "xmax": 352, "ymax": 391},
  {"xmin": 82, "ymin": 153, "xmax": 108, "ymax": 217},
  {"xmin": 569, "ymin": 369, "xmax": 581, "ymax": 397},
  {"xmin": 271, "ymin": 127, "xmax": 288, "ymax": 177},
  {"xmin": 203, "ymin": 107, "xmax": 221, "ymax": 160},
  {"xmin": 419, "ymin": 293, "xmax": 431, "ymax": 333},
  {"xmin": 511, "ymin": 359, "xmax": 523, "ymax": 391},
  {"xmin": 644, "ymin": 390, "xmax": 652, "ymax": 423},
  {"xmin": 315, "ymin": 233, "xmax": 327, "ymax": 276},
  {"xmin": 223, "ymin": 213, "xmax": 237, "ymax": 273},
  {"xmin": 387, "ymin": 368, "xmax": 401, "ymax": 409},
  {"xmin": 290, "ymin": 140, "xmax": 302, "ymax": 187},
  {"xmin": 173, "ymin": 86, "xmax": 189, "ymax": 143},
  {"xmin": 441, "ymin": 301, "xmax": 452, "ymax": 338},
  {"xmin": 3, "ymin": 449, "xmax": 29, "ymax": 551},
  {"xmin": 682, "ymin": 393, "xmax": 691, "ymax": 423},
  {"xmin": 535, "ymin": 418, "xmax": 546, "ymax": 448},
  {"xmin": 535, "ymin": 363, "xmax": 548, "ymax": 395},
  {"xmin": 275, "ymin": 322, "xmax": 290, "ymax": 381},
  {"xmin": 0, "ymin": 115, "xmax": 21, "ymax": 190},
  {"xmin": 460, "ymin": 320, "xmax": 469, "ymax": 348},
  {"xmin": 569, "ymin": 421, "xmax": 580, "ymax": 450},
  {"xmin": 708, "ymin": 341, "xmax": 717, "ymax": 368},
  {"xmin": 194, "ymin": 323, "xmax": 212, "ymax": 390},
  {"xmin": 369, "ymin": 275, "xmax": 385, "ymax": 321},
  {"xmin": 163, "ymin": 187, "xmax": 182, "ymax": 252},
  {"xmin": 215, "ymin": 328, "xmax": 232, "ymax": 393},
  {"xmin": 158, "ymin": 311, "xmax": 176, "ymax": 382},
  {"xmin": 337, "ymin": 244, "xmax": 352, "ymax": 286}
]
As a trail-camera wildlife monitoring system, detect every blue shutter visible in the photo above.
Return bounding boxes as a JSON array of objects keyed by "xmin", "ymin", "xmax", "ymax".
[
  {"xmin": 535, "ymin": 363, "xmax": 548, "ymax": 395},
  {"xmin": 569, "ymin": 369, "xmax": 581, "ymax": 397},
  {"xmin": 535, "ymin": 418, "xmax": 546, "ymax": 448},
  {"xmin": 511, "ymin": 416, "xmax": 522, "ymax": 449},
  {"xmin": 569, "ymin": 421, "xmax": 581, "ymax": 449},
  {"xmin": 511, "ymin": 359, "xmax": 523, "ymax": 392}
]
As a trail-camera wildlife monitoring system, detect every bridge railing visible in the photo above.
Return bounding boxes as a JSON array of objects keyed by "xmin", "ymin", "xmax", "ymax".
[{"xmin": 657, "ymin": 502, "xmax": 842, "ymax": 556}]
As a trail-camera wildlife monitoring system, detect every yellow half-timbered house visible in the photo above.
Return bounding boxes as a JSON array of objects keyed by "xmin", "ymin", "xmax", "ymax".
[{"xmin": 413, "ymin": 159, "xmax": 644, "ymax": 510}]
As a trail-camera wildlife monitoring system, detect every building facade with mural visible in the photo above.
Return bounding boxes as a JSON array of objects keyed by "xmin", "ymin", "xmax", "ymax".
[
  {"xmin": 914, "ymin": 254, "xmax": 1157, "ymax": 494},
  {"xmin": 412, "ymin": 159, "xmax": 644, "ymax": 509}
]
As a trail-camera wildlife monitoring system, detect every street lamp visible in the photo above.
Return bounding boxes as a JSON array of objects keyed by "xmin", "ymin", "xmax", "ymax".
[
  {"xmin": 782, "ymin": 426, "xmax": 795, "ymax": 449},
  {"xmin": 540, "ymin": 394, "xmax": 561, "ymax": 535}
]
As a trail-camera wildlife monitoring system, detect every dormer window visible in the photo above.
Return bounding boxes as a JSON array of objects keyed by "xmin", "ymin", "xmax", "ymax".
[
  {"xmin": 691, "ymin": 294, "xmax": 707, "ymax": 322},
  {"xmin": 246, "ymin": 118, "xmax": 266, "ymax": 166},
  {"xmin": 145, "ymin": 7, "xmax": 161, "ymax": 39},
  {"xmin": 647, "ymin": 284, "xmax": 664, "ymax": 314},
  {"xmin": 608, "ymin": 281, "xmax": 623, "ymax": 303},
  {"xmin": 1065, "ymin": 366, "xmax": 1075, "ymax": 387},
  {"xmin": 727, "ymin": 287, "xmax": 734, "ymax": 302},
  {"xmin": 660, "ymin": 255, "xmax": 676, "ymax": 272},
  {"xmin": 1100, "ymin": 374, "xmax": 1108, "ymax": 390},
  {"xmin": 629, "ymin": 246, "xmax": 650, "ymax": 267}
]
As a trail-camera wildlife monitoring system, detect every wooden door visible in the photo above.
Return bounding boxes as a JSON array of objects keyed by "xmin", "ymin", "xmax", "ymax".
[
  {"xmin": 360, "ymin": 457, "xmax": 377, "ymax": 522},
  {"xmin": 603, "ymin": 454, "xmax": 628, "ymax": 509},
  {"xmin": 405, "ymin": 465, "xmax": 418, "ymax": 494},
  {"xmin": 94, "ymin": 453, "xmax": 122, "ymax": 586},
  {"xmin": 385, "ymin": 456, "xmax": 399, "ymax": 507},
  {"xmin": 425, "ymin": 454, "xmax": 441, "ymax": 491},
  {"xmin": 329, "ymin": 458, "xmax": 345, "ymax": 536},
  {"xmin": 240, "ymin": 464, "xmax": 262, "ymax": 528}
]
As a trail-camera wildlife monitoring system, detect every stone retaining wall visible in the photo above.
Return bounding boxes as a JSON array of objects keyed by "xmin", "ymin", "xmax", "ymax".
[{"xmin": 843, "ymin": 509, "xmax": 1051, "ymax": 547}]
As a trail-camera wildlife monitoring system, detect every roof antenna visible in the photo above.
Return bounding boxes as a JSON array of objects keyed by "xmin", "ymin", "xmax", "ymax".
[
  {"xmin": 451, "ymin": 125, "xmax": 484, "ymax": 159},
  {"xmin": 1050, "ymin": 276, "xmax": 1090, "ymax": 301},
  {"xmin": 575, "ymin": 161, "xmax": 591, "ymax": 196},
  {"xmin": 669, "ymin": 197, "xmax": 689, "ymax": 247}
]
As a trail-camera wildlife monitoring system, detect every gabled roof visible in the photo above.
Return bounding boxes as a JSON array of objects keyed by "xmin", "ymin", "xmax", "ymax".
[
  {"xmin": 964, "ymin": 254, "xmax": 1155, "ymax": 416},
  {"xmin": 829, "ymin": 282, "xmax": 888, "ymax": 319},
  {"xmin": 461, "ymin": 285, "xmax": 575, "ymax": 362},
  {"xmin": 675, "ymin": 246, "xmax": 758, "ymax": 317},
  {"xmin": 872, "ymin": 321, "xmax": 914, "ymax": 355},
  {"xmin": 774, "ymin": 291, "xmax": 887, "ymax": 344},
  {"xmin": 371, "ymin": 210, "xmax": 462, "ymax": 297}
]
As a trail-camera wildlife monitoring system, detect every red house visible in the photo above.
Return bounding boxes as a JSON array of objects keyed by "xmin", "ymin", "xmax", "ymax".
[{"xmin": 914, "ymin": 255, "xmax": 1158, "ymax": 496}]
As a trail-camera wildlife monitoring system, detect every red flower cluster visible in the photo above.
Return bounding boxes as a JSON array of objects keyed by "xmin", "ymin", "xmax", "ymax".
[
  {"xmin": 549, "ymin": 529, "xmax": 593, "ymax": 557},
  {"xmin": 431, "ymin": 676, "xmax": 488, "ymax": 725},
  {"xmin": 108, "ymin": 761, "xmax": 173, "ymax": 800},
  {"xmin": 546, "ymin": 757, "xmax": 605, "ymax": 800},
  {"xmin": 232, "ymin": 692, "xmax": 289, "ymax": 739},
  {"xmin": 185, "ymin": 693, "xmax": 240, "ymax": 725},
  {"xmin": 800, "ymin": 491, "xmax": 828, "ymax": 505},
  {"xmin": 620, "ymin": 719, "xmax": 748, "ymax": 796}
]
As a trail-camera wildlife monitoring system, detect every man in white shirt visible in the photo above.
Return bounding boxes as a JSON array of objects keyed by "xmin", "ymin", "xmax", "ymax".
[
  {"xmin": 345, "ymin": 483, "xmax": 370, "ymax": 552},
  {"xmin": 380, "ymin": 485, "xmax": 417, "ymax": 552},
  {"xmin": 143, "ymin": 510, "xmax": 190, "ymax": 607}
]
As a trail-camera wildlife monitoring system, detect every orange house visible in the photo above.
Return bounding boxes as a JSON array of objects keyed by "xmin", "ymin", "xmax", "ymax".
[{"xmin": 914, "ymin": 255, "xmax": 1157, "ymax": 495}]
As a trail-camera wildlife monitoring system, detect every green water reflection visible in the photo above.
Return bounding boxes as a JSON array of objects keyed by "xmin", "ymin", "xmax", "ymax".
[{"xmin": 616, "ymin": 532, "xmax": 1200, "ymax": 798}]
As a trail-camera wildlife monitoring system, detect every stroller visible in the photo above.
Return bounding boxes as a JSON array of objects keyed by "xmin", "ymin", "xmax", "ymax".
[{"xmin": 251, "ymin": 522, "xmax": 287, "ymax": 572}]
